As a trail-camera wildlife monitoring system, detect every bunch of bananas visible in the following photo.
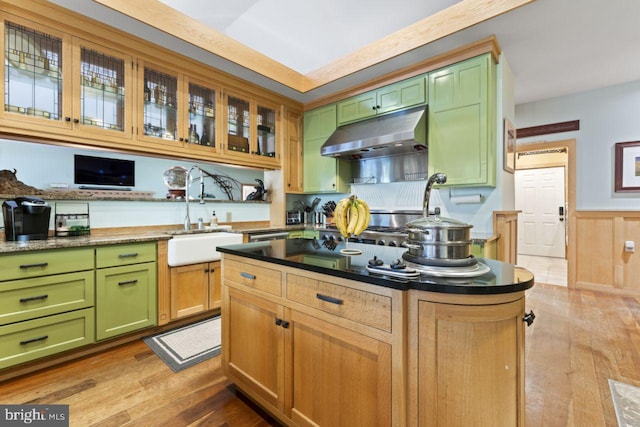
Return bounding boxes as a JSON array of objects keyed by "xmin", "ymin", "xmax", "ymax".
[{"xmin": 334, "ymin": 195, "xmax": 370, "ymax": 237}]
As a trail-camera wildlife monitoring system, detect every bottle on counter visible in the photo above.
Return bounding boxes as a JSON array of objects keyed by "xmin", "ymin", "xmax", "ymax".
[{"xmin": 211, "ymin": 210, "xmax": 218, "ymax": 226}]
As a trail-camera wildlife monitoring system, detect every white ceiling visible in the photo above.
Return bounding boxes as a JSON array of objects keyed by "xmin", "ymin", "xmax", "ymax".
[
  {"xmin": 157, "ymin": 0, "xmax": 461, "ymax": 75},
  {"xmin": 49, "ymin": 0, "xmax": 640, "ymax": 106}
]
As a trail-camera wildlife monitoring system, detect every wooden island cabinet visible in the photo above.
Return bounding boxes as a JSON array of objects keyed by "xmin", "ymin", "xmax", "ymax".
[
  {"xmin": 221, "ymin": 246, "xmax": 533, "ymax": 427},
  {"xmin": 222, "ymin": 255, "xmax": 400, "ymax": 426},
  {"xmin": 407, "ymin": 292, "xmax": 525, "ymax": 426}
]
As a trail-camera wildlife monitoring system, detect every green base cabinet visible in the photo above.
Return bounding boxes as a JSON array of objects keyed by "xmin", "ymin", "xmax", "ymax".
[
  {"xmin": 0, "ymin": 242, "xmax": 159, "ymax": 369},
  {"xmin": 428, "ymin": 54, "xmax": 496, "ymax": 187},
  {"xmin": 0, "ymin": 271, "xmax": 94, "ymax": 325},
  {"xmin": 303, "ymin": 104, "xmax": 351, "ymax": 193},
  {"xmin": 0, "ymin": 308, "xmax": 95, "ymax": 369},
  {"xmin": 95, "ymin": 243, "xmax": 157, "ymax": 341},
  {"xmin": 0, "ymin": 248, "xmax": 94, "ymax": 282},
  {"xmin": 0, "ymin": 248, "xmax": 96, "ymax": 369}
]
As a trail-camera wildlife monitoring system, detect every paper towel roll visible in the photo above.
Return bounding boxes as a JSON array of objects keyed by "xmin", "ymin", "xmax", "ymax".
[{"xmin": 450, "ymin": 194, "xmax": 483, "ymax": 204}]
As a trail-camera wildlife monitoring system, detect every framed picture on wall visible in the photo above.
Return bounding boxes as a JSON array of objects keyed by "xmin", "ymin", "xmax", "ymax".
[
  {"xmin": 614, "ymin": 141, "xmax": 640, "ymax": 192},
  {"xmin": 503, "ymin": 118, "xmax": 516, "ymax": 173}
]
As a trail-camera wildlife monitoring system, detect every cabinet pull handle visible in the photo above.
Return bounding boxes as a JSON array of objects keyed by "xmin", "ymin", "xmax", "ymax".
[
  {"xmin": 240, "ymin": 272, "xmax": 256, "ymax": 280},
  {"xmin": 20, "ymin": 294, "xmax": 49, "ymax": 303},
  {"xmin": 20, "ymin": 335, "xmax": 48, "ymax": 345},
  {"xmin": 19, "ymin": 262, "xmax": 48, "ymax": 269},
  {"xmin": 522, "ymin": 310, "xmax": 536, "ymax": 326},
  {"xmin": 118, "ymin": 253, "xmax": 139, "ymax": 258},
  {"xmin": 316, "ymin": 293, "xmax": 343, "ymax": 305},
  {"xmin": 118, "ymin": 279, "xmax": 139, "ymax": 286},
  {"xmin": 275, "ymin": 318, "xmax": 282, "ymax": 326}
]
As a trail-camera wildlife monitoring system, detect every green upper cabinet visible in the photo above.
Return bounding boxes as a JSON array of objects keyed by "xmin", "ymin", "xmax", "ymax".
[
  {"xmin": 336, "ymin": 92, "xmax": 377, "ymax": 124},
  {"xmin": 303, "ymin": 104, "xmax": 351, "ymax": 193},
  {"xmin": 428, "ymin": 54, "xmax": 496, "ymax": 187},
  {"xmin": 304, "ymin": 103, "xmax": 336, "ymax": 141},
  {"xmin": 337, "ymin": 76, "xmax": 426, "ymax": 125}
]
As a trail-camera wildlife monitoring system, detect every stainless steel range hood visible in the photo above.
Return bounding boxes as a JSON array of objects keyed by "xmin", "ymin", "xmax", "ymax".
[{"xmin": 321, "ymin": 105, "xmax": 427, "ymax": 160}]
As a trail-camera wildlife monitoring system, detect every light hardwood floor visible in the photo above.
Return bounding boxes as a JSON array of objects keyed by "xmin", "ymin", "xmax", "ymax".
[
  {"xmin": 518, "ymin": 254, "xmax": 567, "ymax": 286},
  {"xmin": 0, "ymin": 282, "xmax": 637, "ymax": 426}
]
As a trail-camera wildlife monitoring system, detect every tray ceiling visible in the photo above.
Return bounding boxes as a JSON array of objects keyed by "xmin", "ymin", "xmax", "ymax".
[{"xmin": 48, "ymin": 0, "xmax": 640, "ymax": 105}]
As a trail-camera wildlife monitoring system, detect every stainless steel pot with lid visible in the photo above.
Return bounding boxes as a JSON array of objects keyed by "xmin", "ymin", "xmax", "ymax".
[
  {"xmin": 400, "ymin": 173, "xmax": 475, "ymax": 264},
  {"xmin": 402, "ymin": 208, "xmax": 473, "ymax": 261}
]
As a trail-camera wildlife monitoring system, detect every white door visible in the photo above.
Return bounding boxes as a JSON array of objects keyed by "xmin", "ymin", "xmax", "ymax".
[{"xmin": 515, "ymin": 167, "xmax": 566, "ymax": 258}]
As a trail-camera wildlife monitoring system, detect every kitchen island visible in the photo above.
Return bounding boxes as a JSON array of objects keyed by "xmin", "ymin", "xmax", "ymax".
[{"xmin": 218, "ymin": 239, "xmax": 534, "ymax": 427}]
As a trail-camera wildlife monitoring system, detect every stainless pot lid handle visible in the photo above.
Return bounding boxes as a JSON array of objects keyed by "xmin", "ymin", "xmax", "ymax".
[
  {"xmin": 400, "ymin": 240, "xmax": 422, "ymax": 250},
  {"xmin": 406, "ymin": 228, "xmax": 429, "ymax": 234}
]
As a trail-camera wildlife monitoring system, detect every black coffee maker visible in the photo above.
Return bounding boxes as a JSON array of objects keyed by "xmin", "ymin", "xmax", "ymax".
[{"xmin": 3, "ymin": 197, "xmax": 51, "ymax": 241}]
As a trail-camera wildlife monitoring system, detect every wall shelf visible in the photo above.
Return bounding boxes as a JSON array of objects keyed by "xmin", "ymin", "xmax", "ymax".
[{"xmin": 0, "ymin": 193, "xmax": 269, "ymax": 203}]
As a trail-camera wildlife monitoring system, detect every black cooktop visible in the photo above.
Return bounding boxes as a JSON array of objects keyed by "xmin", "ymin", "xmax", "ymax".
[{"xmin": 217, "ymin": 238, "xmax": 534, "ymax": 295}]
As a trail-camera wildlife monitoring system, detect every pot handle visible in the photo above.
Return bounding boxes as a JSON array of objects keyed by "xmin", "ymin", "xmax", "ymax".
[
  {"xmin": 400, "ymin": 240, "xmax": 422, "ymax": 250},
  {"xmin": 406, "ymin": 228, "xmax": 427, "ymax": 234}
]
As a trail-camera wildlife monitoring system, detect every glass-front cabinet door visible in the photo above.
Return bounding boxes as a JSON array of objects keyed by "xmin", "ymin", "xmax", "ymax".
[
  {"xmin": 184, "ymin": 77, "xmax": 219, "ymax": 152},
  {"xmin": 256, "ymin": 101, "xmax": 277, "ymax": 159},
  {"xmin": 226, "ymin": 92, "xmax": 250, "ymax": 154},
  {"xmin": 73, "ymin": 39, "xmax": 132, "ymax": 139},
  {"xmin": 224, "ymin": 91, "xmax": 280, "ymax": 166},
  {"xmin": 139, "ymin": 63, "xmax": 180, "ymax": 144},
  {"xmin": 2, "ymin": 17, "xmax": 69, "ymax": 130}
]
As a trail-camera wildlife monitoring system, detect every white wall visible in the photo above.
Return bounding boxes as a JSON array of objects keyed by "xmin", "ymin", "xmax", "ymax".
[
  {"xmin": 0, "ymin": 139, "xmax": 269, "ymax": 228},
  {"xmin": 515, "ymin": 80, "xmax": 640, "ymax": 210}
]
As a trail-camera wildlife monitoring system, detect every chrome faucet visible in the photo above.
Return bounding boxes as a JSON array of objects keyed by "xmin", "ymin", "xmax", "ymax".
[
  {"xmin": 423, "ymin": 172, "xmax": 447, "ymax": 217},
  {"xmin": 184, "ymin": 165, "xmax": 205, "ymax": 230}
]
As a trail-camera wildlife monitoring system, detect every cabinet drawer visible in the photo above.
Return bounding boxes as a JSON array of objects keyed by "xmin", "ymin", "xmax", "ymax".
[
  {"xmin": 0, "ymin": 271, "xmax": 95, "ymax": 325},
  {"xmin": 286, "ymin": 274, "xmax": 392, "ymax": 332},
  {"xmin": 0, "ymin": 248, "xmax": 94, "ymax": 282},
  {"xmin": 223, "ymin": 258, "xmax": 282, "ymax": 296},
  {"xmin": 96, "ymin": 242, "xmax": 156, "ymax": 268},
  {"xmin": 0, "ymin": 308, "xmax": 95, "ymax": 369}
]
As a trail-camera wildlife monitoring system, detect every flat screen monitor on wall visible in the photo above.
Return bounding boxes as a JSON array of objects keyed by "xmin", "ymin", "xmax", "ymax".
[{"xmin": 74, "ymin": 154, "xmax": 135, "ymax": 188}]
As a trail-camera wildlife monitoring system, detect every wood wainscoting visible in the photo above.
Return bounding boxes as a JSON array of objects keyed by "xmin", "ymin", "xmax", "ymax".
[
  {"xmin": 574, "ymin": 211, "xmax": 640, "ymax": 296},
  {"xmin": 494, "ymin": 210, "xmax": 520, "ymax": 264}
]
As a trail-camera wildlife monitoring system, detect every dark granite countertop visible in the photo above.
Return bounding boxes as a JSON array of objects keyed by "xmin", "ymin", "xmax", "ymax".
[{"xmin": 218, "ymin": 238, "xmax": 534, "ymax": 295}]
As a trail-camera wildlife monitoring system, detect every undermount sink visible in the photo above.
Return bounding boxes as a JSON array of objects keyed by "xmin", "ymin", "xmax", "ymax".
[{"xmin": 167, "ymin": 232, "xmax": 243, "ymax": 267}]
